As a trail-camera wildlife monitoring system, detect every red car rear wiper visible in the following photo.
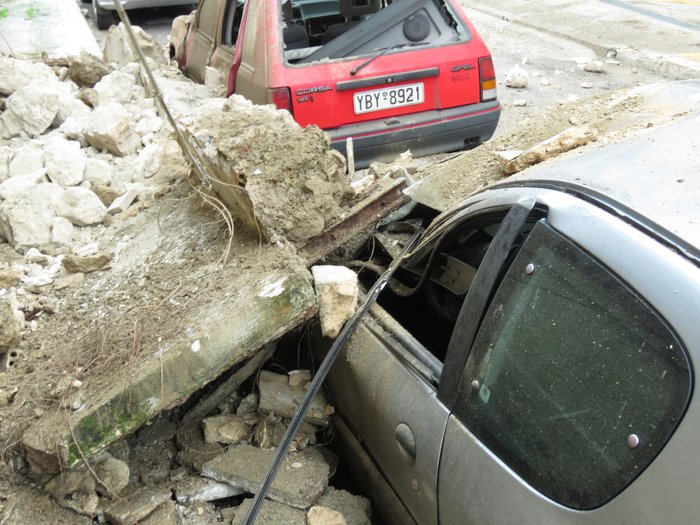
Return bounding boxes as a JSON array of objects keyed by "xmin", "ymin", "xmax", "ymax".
[{"xmin": 350, "ymin": 41, "xmax": 429, "ymax": 76}]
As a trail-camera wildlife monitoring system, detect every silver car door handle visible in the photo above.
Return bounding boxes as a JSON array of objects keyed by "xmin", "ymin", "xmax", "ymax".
[{"xmin": 395, "ymin": 422, "xmax": 417, "ymax": 458}]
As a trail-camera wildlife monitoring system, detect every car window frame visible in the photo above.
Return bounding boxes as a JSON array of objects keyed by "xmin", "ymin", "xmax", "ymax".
[{"xmin": 437, "ymin": 198, "xmax": 542, "ymax": 407}]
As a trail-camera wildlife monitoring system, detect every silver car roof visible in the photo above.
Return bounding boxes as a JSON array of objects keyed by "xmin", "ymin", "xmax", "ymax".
[{"xmin": 502, "ymin": 106, "xmax": 700, "ymax": 252}]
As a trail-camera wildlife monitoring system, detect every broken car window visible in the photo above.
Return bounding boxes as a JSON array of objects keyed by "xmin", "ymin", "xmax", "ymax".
[{"xmin": 281, "ymin": 0, "xmax": 472, "ymax": 63}]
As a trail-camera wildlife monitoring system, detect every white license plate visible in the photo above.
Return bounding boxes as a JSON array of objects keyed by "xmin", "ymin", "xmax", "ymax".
[{"xmin": 353, "ymin": 82, "xmax": 425, "ymax": 114}]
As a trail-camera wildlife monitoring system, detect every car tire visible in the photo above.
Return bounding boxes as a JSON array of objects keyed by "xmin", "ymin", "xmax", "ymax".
[{"xmin": 92, "ymin": 0, "xmax": 113, "ymax": 30}]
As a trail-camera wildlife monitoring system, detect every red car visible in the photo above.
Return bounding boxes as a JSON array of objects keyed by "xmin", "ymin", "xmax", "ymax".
[{"xmin": 170, "ymin": 0, "xmax": 500, "ymax": 167}]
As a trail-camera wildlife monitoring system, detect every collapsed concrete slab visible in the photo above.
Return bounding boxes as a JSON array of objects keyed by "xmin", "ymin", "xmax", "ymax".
[
  {"xmin": 180, "ymin": 96, "xmax": 352, "ymax": 245},
  {"xmin": 22, "ymin": 233, "xmax": 318, "ymax": 473},
  {"xmin": 202, "ymin": 444, "xmax": 332, "ymax": 509}
]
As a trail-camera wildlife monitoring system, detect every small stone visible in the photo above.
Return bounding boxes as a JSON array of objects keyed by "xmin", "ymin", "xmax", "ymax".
[
  {"xmin": 95, "ymin": 455, "xmax": 130, "ymax": 496},
  {"xmin": 288, "ymin": 369, "xmax": 311, "ymax": 387},
  {"xmin": 62, "ymin": 253, "xmax": 113, "ymax": 274},
  {"xmin": 53, "ymin": 272, "xmax": 85, "ymax": 290},
  {"xmin": 505, "ymin": 64, "xmax": 529, "ymax": 89},
  {"xmin": 580, "ymin": 82, "xmax": 593, "ymax": 89},
  {"xmin": 308, "ymin": 506, "xmax": 348, "ymax": 525},
  {"xmin": 512, "ymin": 99, "xmax": 527, "ymax": 107},
  {"xmin": 57, "ymin": 186, "xmax": 108, "ymax": 226},
  {"xmin": 584, "ymin": 60, "xmax": 605, "ymax": 73},
  {"xmin": 107, "ymin": 186, "xmax": 140, "ymax": 215},
  {"xmin": 540, "ymin": 78, "xmax": 551, "ymax": 86},
  {"xmin": 0, "ymin": 268, "xmax": 23, "ymax": 289}
]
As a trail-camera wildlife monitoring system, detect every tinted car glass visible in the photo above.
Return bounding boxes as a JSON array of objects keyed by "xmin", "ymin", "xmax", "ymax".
[{"xmin": 456, "ymin": 221, "xmax": 692, "ymax": 509}]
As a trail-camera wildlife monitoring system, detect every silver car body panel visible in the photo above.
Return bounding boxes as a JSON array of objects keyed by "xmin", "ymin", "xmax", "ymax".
[{"xmin": 439, "ymin": 186, "xmax": 700, "ymax": 524}]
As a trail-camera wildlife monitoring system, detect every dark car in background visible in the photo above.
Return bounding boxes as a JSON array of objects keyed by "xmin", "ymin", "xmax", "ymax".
[
  {"xmin": 317, "ymin": 82, "xmax": 700, "ymax": 525},
  {"xmin": 170, "ymin": 0, "xmax": 500, "ymax": 167}
]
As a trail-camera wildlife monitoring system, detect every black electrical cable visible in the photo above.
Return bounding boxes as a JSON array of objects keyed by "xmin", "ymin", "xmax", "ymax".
[{"xmin": 241, "ymin": 219, "xmax": 423, "ymax": 525}]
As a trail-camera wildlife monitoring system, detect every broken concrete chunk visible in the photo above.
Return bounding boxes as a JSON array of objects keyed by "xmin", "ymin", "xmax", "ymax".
[
  {"xmin": 180, "ymin": 95, "xmax": 351, "ymax": 244},
  {"xmin": 85, "ymin": 102, "xmax": 141, "ymax": 156},
  {"xmin": 0, "ymin": 298, "xmax": 21, "ymax": 350},
  {"xmin": 0, "ymin": 170, "xmax": 49, "ymax": 201},
  {"xmin": 203, "ymin": 444, "xmax": 331, "ymax": 509},
  {"xmin": 44, "ymin": 136, "xmax": 87, "ymax": 187},
  {"xmin": 9, "ymin": 144, "xmax": 44, "ymax": 176},
  {"xmin": 230, "ymin": 498, "xmax": 306, "ymax": 525},
  {"xmin": 259, "ymin": 370, "xmax": 332, "ymax": 426},
  {"xmin": 107, "ymin": 186, "xmax": 140, "ymax": 215},
  {"xmin": 503, "ymin": 126, "xmax": 599, "ymax": 175},
  {"xmin": 57, "ymin": 186, "xmax": 108, "ymax": 226},
  {"xmin": 308, "ymin": 506, "xmax": 348, "ymax": 525},
  {"xmin": 317, "ymin": 487, "xmax": 372, "ymax": 525},
  {"xmin": 312, "ymin": 265, "xmax": 359, "ymax": 338},
  {"xmin": 94, "ymin": 454, "xmax": 130, "ymax": 496},
  {"xmin": 140, "ymin": 501, "xmax": 179, "ymax": 525},
  {"xmin": 0, "ymin": 184, "xmax": 63, "ymax": 251},
  {"xmin": 68, "ymin": 51, "xmax": 112, "ymax": 88},
  {"xmin": 288, "ymin": 369, "xmax": 311, "ymax": 387},
  {"xmin": 202, "ymin": 415, "xmax": 248, "ymax": 445},
  {"xmin": 104, "ymin": 487, "xmax": 172, "ymax": 525},
  {"xmin": 103, "ymin": 23, "xmax": 168, "ymax": 69},
  {"xmin": 0, "ymin": 80, "xmax": 60, "ymax": 139},
  {"xmin": 51, "ymin": 217, "xmax": 75, "ymax": 245},
  {"xmin": 44, "ymin": 470, "xmax": 99, "ymax": 517},
  {"xmin": 505, "ymin": 64, "xmax": 529, "ymax": 89},
  {"xmin": 0, "ymin": 268, "xmax": 23, "ymax": 289},
  {"xmin": 0, "ymin": 56, "xmax": 57, "ymax": 96},
  {"xmin": 174, "ymin": 476, "xmax": 245, "ymax": 503},
  {"xmin": 62, "ymin": 252, "xmax": 113, "ymax": 274},
  {"xmin": 94, "ymin": 70, "xmax": 146, "ymax": 107}
]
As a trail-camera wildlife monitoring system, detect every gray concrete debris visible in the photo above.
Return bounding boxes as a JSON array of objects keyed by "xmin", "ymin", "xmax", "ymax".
[
  {"xmin": 107, "ymin": 186, "xmax": 140, "ymax": 215},
  {"xmin": 0, "ymin": 298, "xmax": 21, "ymax": 351},
  {"xmin": 68, "ymin": 51, "xmax": 113, "ymax": 88},
  {"xmin": 180, "ymin": 95, "xmax": 351, "ymax": 244},
  {"xmin": 308, "ymin": 505, "xmax": 348, "ymax": 525},
  {"xmin": 103, "ymin": 23, "xmax": 168, "ymax": 69},
  {"xmin": 202, "ymin": 444, "xmax": 332, "ymax": 509},
  {"xmin": 140, "ymin": 501, "xmax": 179, "ymax": 525},
  {"xmin": 258, "ymin": 370, "xmax": 333, "ymax": 426},
  {"xmin": 44, "ymin": 469, "xmax": 99, "ymax": 517},
  {"xmin": 288, "ymin": 369, "xmax": 311, "ymax": 387},
  {"xmin": 228, "ymin": 498, "xmax": 306, "ymax": 525},
  {"xmin": 94, "ymin": 454, "xmax": 130, "ymax": 496},
  {"xmin": 503, "ymin": 126, "xmax": 599, "ymax": 175},
  {"xmin": 311, "ymin": 265, "xmax": 359, "ymax": 339},
  {"xmin": 176, "ymin": 423, "xmax": 226, "ymax": 472},
  {"xmin": 174, "ymin": 476, "xmax": 245, "ymax": 503},
  {"xmin": 203, "ymin": 415, "xmax": 248, "ymax": 445},
  {"xmin": 0, "ymin": 184, "xmax": 63, "ymax": 251},
  {"xmin": 317, "ymin": 487, "xmax": 372, "ymax": 525},
  {"xmin": 104, "ymin": 486, "xmax": 172, "ymax": 525},
  {"xmin": 94, "ymin": 70, "xmax": 146, "ymax": 107}
]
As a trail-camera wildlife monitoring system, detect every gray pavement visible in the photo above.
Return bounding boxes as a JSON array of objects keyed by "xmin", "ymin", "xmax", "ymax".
[
  {"xmin": 466, "ymin": 0, "xmax": 700, "ymax": 79},
  {"xmin": 0, "ymin": 0, "xmax": 99, "ymax": 56}
]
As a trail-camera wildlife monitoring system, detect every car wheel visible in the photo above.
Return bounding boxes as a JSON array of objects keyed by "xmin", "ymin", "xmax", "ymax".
[{"xmin": 92, "ymin": 0, "xmax": 113, "ymax": 30}]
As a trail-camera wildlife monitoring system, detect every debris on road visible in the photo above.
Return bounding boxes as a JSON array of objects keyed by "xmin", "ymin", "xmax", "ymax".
[{"xmin": 505, "ymin": 64, "xmax": 529, "ymax": 89}]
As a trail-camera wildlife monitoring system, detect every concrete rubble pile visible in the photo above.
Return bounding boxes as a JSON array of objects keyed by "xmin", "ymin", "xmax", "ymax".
[{"xmin": 0, "ymin": 23, "xmax": 387, "ymax": 525}]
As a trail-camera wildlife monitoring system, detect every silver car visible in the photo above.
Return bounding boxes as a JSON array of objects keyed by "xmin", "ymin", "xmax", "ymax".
[
  {"xmin": 319, "ymin": 82, "xmax": 700, "ymax": 524},
  {"xmin": 91, "ymin": 0, "xmax": 195, "ymax": 30}
]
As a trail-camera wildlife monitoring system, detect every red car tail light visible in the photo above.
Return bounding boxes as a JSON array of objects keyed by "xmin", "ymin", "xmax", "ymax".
[
  {"xmin": 270, "ymin": 87, "xmax": 293, "ymax": 115},
  {"xmin": 479, "ymin": 56, "xmax": 497, "ymax": 102}
]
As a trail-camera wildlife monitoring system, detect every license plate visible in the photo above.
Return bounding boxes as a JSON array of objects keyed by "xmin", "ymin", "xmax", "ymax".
[{"xmin": 353, "ymin": 82, "xmax": 425, "ymax": 114}]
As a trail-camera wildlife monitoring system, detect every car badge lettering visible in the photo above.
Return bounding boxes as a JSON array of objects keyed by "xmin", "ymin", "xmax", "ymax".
[
  {"xmin": 295, "ymin": 85, "xmax": 333, "ymax": 96},
  {"xmin": 450, "ymin": 64, "xmax": 475, "ymax": 72}
]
